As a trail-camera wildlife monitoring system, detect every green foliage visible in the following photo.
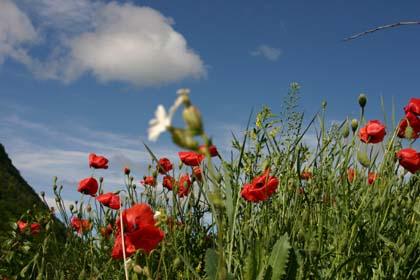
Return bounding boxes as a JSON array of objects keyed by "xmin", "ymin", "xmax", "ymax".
[{"xmin": 1, "ymin": 87, "xmax": 420, "ymax": 279}]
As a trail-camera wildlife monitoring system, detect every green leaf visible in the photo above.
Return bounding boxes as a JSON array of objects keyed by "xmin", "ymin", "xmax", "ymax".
[
  {"xmin": 268, "ymin": 234, "xmax": 291, "ymax": 280},
  {"xmin": 205, "ymin": 248, "xmax": 218, "ymax": 280}
]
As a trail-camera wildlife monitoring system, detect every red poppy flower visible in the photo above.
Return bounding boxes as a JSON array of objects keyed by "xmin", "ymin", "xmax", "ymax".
[
  {"xmin": 30, "ymin": 223, "xmax": 41, "ymax": 235},
  {"xmin": 178, "ymin": 151, "xmax": 205, "ymax": 166},
  {"xmin": 178, "ymin": 174, "xmax": 192, "ymax": 197},
  {"xmin": 78, "ymin": 177, "xmax": 98, "ymax": 196},
  {"xmin": 396, "ymin": 148, "xmax": 420, "ymax": 174},
  {"xmin": 157, "ymin": 158, "xmax": 173, "ymax": 174},
  {"xmin": 404, "ymin": 98, "xmax": 420, "ymax": 116},
  {"xmin": 70, "ymin": 217, "xmax": 92, "ymax": 234},
  {"xmin": 17, "ymin": 220, "xmax": 27, "ymax": 232},
  {"xmin": 368, "ymin": 172, "xmax": 377, "ymax": 185},
  {"xmin": 112, "ymin": 203, "xmax": 164, "ymax": 259},
  {"xmin": 397, "ymin": 112, "xmax": 420, "ymax": 139},
  {"xmin": 89, "ymin": 153, "xmax": 109, "ymax": 169},
  {"xmin": 192, "ymin": 166, "xmax": 202, "ymax": 181},
  {"xmin": 96, "ymin": 192, "xmax": 120, "ymax": 210},
  {"xmin": 359, "ymin": 120, "xmax": 386, "ymax": 144},
  {"xmin": 300, "ymin": 171, "xmax": 312, "ymax": 180},
  {"xmin": 162, "ymin": 175, "xmax": 174, "ymax": 190},
  {"xmin": 347, "ymin": 168, "xmax": 356, "ymax": 183},
  {"xmin": 141, "ymin": 176, "xmax": 156, "ymax": 187},
  {"xmin": 241, "ymin": 170, "xmax": 279, "ymax": 203},
  {"xmin": 198, "ymin": 145, "xmax": 219, "ymax": 157},
  {"xmin": 17, "ymin": 220, "xmax": 41, "ymax": 235},
  {"xmin": 100, "ymin": 224, "xmax": 114, "ymax": 239}
]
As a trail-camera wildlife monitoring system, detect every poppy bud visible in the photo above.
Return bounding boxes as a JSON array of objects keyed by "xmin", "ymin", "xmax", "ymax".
[
  {"xmin": 351, "ymin": 119, "xmax": 358, "ymax": 133},
  {"xmin": 342, "ymin": 121, "xmax": 350, "ymax": 138},
  {"xmin": 124, "ymin": 167, "xmax": 130, "ymax": 175},
  {"xmin": 133, "ymin": 265, "xmax": 143, "ymax": 274},
  {"xmin": 53, "ymin": 176, "xmax": 58, "ymax": 184},
  {"xmin": 40, "ymin": 191, "xmax": 45, "ymax": 197},
  {"xmin": 173, "ymin": 257, "xmax": 181, "ymax": 269},
  {"xmin": 86, "ymin": 204, "xmax": 92, "ymax": 212},
  {"xmin": 53, "ymin": 185, "xmax": 57, "ymax": 191},
  {"xmin": 168, "ymin": 127, "xmax": 199, "ymax": 149},
  {"xmin": 358, "ymin": 93, "xmax": 367, "ymax": 108},
  {"xmin": 357, "ymin": 150, "xmax": 370, "ymax": 168},
  {"xmin": 183, "ymin": 106, "xmax": 203, "ymax": 135},
  {"xmin": 322, "ymin": 101, "xmax": 327, "ymax": 109},
  {"xmin": 99, "ymin": 177, "xmax": 104, "ymax": 183},
  {"xmin": 69, "ymin": 204, "xmax": 74, "ymax": 211},
  {"xmin": 133, "ymin": 184, "xmax": 136, "ymax": 189}
]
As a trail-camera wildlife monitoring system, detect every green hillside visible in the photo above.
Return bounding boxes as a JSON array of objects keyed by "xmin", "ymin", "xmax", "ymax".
[{"xmin": 0, "ymin": 143, "xmax": 49, "ymax": 237}]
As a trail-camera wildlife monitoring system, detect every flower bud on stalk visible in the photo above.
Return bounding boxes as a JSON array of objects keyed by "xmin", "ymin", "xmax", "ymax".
[
  {"xmin": 342, "ymin": 121, "xmax": 350, "ymax": 138},
  {"xmin": 358, "ymin": 93, "xmax": 367, "ymax": 108},
  {"xmin": 168, "ymin": 127, "xmax": 199, "ymax": 150},
  {"xmin": 183, "ymin": 106, "xmax": 203, "ymax": 135},
  {"xmin": 357, "ymin": 150, "xmax": 370, "ymax": 168},
  {"xmin": 351, "ymin": 119, "xmax": 359, "ymax": 133}
]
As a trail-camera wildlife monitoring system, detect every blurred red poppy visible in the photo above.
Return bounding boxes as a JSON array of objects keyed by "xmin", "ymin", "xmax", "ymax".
[
  {"xmin": 397, "ymin": 111, "xmax": 420, "ymax": 139},
  {"xmin": 404, "ymin": 98, "xmax": 420, "ymax": 116},
  {"xmin": 157, "ymin": 158, "xmax": 173, "ymax": 174},
  {"xmin": 178, "ymin": 151, "xmax": 204, "ymax": 166},
  {"xmin": 178, "ymin": 174, "xmax": 192, "ymax": 197},
  {"xmin": 70, "ymin": 217, "xmax": 92, "ymax": 234},
  {"xmin": 96, "ymin": 192, "xmax": 120, "ymax": 210},
  {"xmin": 162, "ymin": 175, "xmax": 174, "ymax": 190},
  {"xmin": 396, "ymin": 148, "xmax": 420, "ymax": 174},
  {"xmin": 199, "ymin": 145, "xmax": 219, "ymax": 157},
  {"xmin": 192, "ymin": 166, "xmax": 202, "ymax": 181},
  {"xmin": 368, "ymin": 172, "xmax": 377, "ymax": 185},
  {"xmin": 17, "ymin": 220, "xmax": 41, "ymax": 236},
  {"xmin": 347, "ymin": 168, "xmax": 356, "ymax": 183},
  {"xmin": 300, "ymin": 171, "xmax": 312, "ymax": 180},
  {"xmin": 141, "ymin": 176, "xmax": 156, "ymax": 187},
  {"xmin": 89, "ymin": 153, "xmax": 109, "ymax": 169},
  {"xmin": 241, "ymin": 169, "xmax": 279, "ymax": 203},
  {"xmin": 112, "ymin": 203, "xmax": 164, "ymax": 259},
  {"xmin": 359, "ymin": 120, "xmax": 386, "ymax": 144},
  {"xmin": 78, "ymin": 177, "xmax": 98, "ymax": 196}
]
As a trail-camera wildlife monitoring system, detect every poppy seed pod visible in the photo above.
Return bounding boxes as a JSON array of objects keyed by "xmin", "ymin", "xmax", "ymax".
[
  {"xmin": 351, "ymin": 119, "xmax": 359, "ymax": 133},
  {"xmin": 183, "ymin": 106, "xmax": 203, "ymax": 134},
  {"xmin": 358, "ymin": 94, "xmax": 367, "ymax": 108}
]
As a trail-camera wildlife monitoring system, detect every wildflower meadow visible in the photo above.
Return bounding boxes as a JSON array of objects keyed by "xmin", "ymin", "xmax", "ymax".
[{"xmin": 1, "ymin": 86, "xmax": 420, "ymax": 279}]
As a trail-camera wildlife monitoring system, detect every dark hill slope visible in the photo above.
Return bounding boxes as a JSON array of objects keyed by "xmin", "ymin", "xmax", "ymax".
[{"xmin": 0, "ymin": 143, "xmax": 49, "ymax": 235}]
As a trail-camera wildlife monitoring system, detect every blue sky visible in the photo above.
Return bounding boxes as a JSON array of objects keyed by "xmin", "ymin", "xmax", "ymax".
[{"xmin": 1, "ymin": 0, "xmax": 419, "ymax": 206}]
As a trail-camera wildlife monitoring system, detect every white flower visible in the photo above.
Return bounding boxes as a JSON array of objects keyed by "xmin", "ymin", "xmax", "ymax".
[{"xmin": 148, "ymin": 95, "xmax": 184, "ymax": 141}]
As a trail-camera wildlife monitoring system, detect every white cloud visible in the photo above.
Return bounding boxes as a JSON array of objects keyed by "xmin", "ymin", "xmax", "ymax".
[
  {"xmin": 251, "ymin": 44, "xmax": 282, "ymax": 61},
  {"xmin": 19, "ymin": 0, "xmax": 99, "ymax": 32},
  {"xmin": 0, "ymin": 0, "xmax": 38, "ymax": 65},
  {"xmin": 2, "ymin": 1, "xmax": 206, "ymax": 87}
]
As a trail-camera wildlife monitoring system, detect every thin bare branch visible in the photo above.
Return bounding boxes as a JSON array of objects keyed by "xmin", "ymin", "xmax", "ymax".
[{"xmin": 344, "ymin": 21, "xmax": 420, "ymax": 41}]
